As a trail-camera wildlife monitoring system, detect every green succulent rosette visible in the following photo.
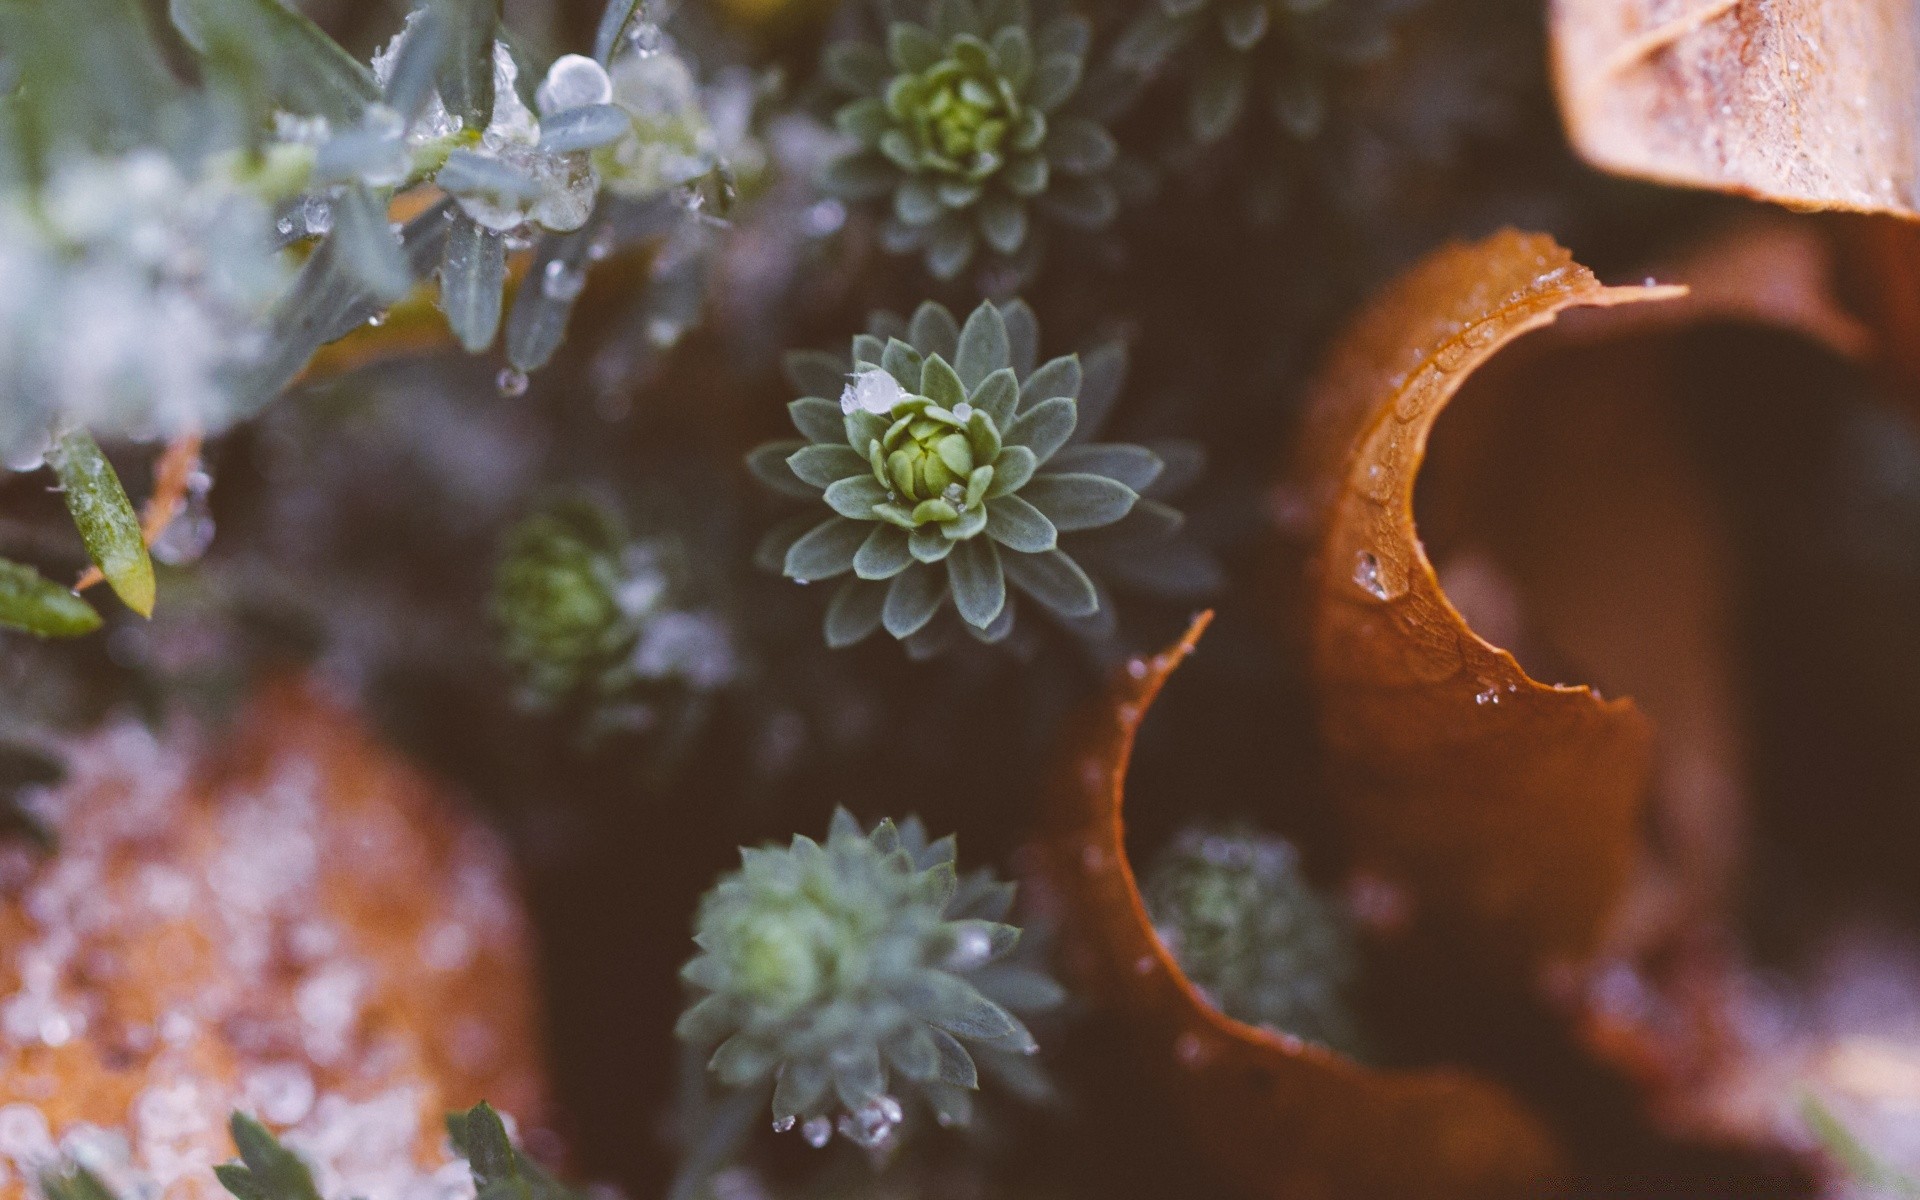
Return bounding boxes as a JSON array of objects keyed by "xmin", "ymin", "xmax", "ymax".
[
  {"xmin": 819, "ymin": 0, "xmax": 1120, "ymax": 281},
  {"xmin": 490, "ymin": 498, "xmax": 736, "ymax": 730},
  {"xmin": 748, "ymin": 299, "xmax": 1206, "ymax": 653},
  {"xmin": 676, "ymin": 809, "xmax": 1063, "ymax": 1148},
  {"xmin": 1143, "ymin": 825, "xmax": 1366, "ymax": 1056},
  {"xmin": 1115, "ymin": 0, "xmax": 1422, "ymax": 145}
]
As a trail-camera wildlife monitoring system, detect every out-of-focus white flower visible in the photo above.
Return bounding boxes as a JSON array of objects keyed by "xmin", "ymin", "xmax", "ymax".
[{"xmin": 0, "ymin": 150, "xmax": 286, "ymax": 468}]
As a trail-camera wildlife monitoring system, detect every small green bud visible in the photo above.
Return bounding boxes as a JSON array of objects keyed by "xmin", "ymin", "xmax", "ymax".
[
  {"xmin": 491, "ymin": 498, "xmax": 736, "ymax": 724},
  {"xmin": 1143, "ymin": 825, "xmax": 1366, "ymax": 1056}
]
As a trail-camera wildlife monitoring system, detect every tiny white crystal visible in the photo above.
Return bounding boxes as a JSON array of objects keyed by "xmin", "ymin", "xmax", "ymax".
[{"xmin": 840, "ymin": 368, "xmax": 905, "ymax": 416}]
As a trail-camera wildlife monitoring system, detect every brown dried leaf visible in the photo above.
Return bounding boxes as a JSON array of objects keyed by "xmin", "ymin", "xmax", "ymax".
[
  {"xmin": 1038, "ymin": 613, "xmax": 1565, "ymax": 1200},
  {"xmin": 1552, "ymin": 0, "xmax": 1920, "ymax": 218},
  {"xmin": 1297, "ymin": 230, "xmax": 1678, "ymax": 976},
  {"xmin": 1294, "ymin": 226, "xmax": 1916, "ymax": 1173}
]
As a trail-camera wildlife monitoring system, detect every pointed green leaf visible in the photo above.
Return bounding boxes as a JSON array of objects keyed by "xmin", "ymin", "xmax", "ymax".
[
  {"xmin": 746, "ymin": 441, "xmax": 818, "ymax": 498},
  {"xmin": 1004, "ymin": 396, "xmax": 1076, "ymax": 463},
  {"xmin": 1022, "ymin": 472, "xmax": 1136, "ymax": 531},
  {"xmin": 171, "ymin": 0, "xmax": 378, "ymax": 124},
  {"xmin": 48, "ymin": 430, "xmax": 153, "ymax": 617},
  {"xmin": 987, "ymin": 445, "xmax": 1037, "ymax": 496},
  {"xmin": 438, "ymin": 212, "xmax": 506, "ymax": 352},
  {"xmin": 954, "ymin": 302, "xmax": 1010, "ymax": 391},
  {"xmin": 788, "ymin": 443, "xmax": 868, "ymax": 488},
  {"xmin": 436, "ymin": 0, "xmax": 501, "ymax": 129},
  {"xmin": 784, "ymin": 350, "xmax": 851, "ymax": 397},
  {"xmin": 946, "ymin": 538, "xmax": 1004, "ymax": 628},
  {"xmin": 908, "ymin": 302, "xmax": 961, "ymax": 362},
  {"xmin": 784, "ymin": 517, "xmax": 867, "ymax": 582},
  {"xmin": 0, "ymin": 559, "xmax": 101, "ymax": 638},
  {"xmin": 883, "ymin": 563, "xmax": 946, "ymax": 638},
  {"xmin": 1021, "ymin": 354, "xmax": 1081, "ymax": 408},
  {"xmin": 854, "ymin": 524, "xmax": 915, "ymax": 579},
  {"xmin": 1046, "ymin": 443, "xmax": 1163, "ymax": 491},
  {"xmin": 1002, "ymin": 547, "xmax": 1098, "ymax": 617},
  {"xmin": 983, "ymin": 494, "xmax": 1056, "ymax": 551},
  {"xmin": 921, "ymin": 356, "xmax": 966, "ymax": 410}
]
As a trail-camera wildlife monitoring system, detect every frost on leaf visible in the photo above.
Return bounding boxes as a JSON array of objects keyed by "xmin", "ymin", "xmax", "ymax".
[{"xmin": 1552, "ymin": 0, "xmax": 1920, "ymax": 219}]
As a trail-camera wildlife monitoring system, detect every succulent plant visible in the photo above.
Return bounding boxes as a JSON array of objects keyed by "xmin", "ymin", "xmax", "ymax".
[
  {"xmin": 1114, "ymin": 0, "xmax": 1423, "ymax": 145},
  {"xmin": 1143, "ymin": 825, "xmax": 1365, "ymax": 1055},
  {"xmin": 676, "ymin": 809, "xmax": 1062, "ymax": 1150},
  {"xmin": 490, "ymin": 498, "xmax": 736, "ymax": 727},
  {"xmin": 749, "ymin": 298, "xmax": 1209, "ymax": 654},
  {"xmin": 819, "ymin": 0, "xmax": 1119, "ymax": 282}
]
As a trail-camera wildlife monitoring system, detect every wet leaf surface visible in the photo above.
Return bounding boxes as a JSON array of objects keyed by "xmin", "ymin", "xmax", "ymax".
[
  {"xmin": 1295, "ymin": 230, "xmax": 1675, "ymax": 977},
  {"xmin": 1552, "ymin": 0, "xmax": 1920, "ymax": 219},
  {"xmin": 1038, "ymin": 612, "xmax": 1566, "ymax": 1200}
]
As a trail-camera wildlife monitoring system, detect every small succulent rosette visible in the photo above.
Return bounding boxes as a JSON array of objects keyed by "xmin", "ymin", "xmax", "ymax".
[
  {"xmin": 818, "ymin": 0, "xmax": 1120, "ymax": 282},
  {"xmin": 1114, "ymin": 0, "xmax": 1421, "ymax": 145},
  {"xmin": 677, "ymin": 809, "xmax": 1062, "ymax": 1150},
  {"xmin": 491, "ymin": 498, "xmax": 737, "ymax": 742},
  {"xmin": 1144, "ymin": 825, "xmax": 1365, "ymax": 1056},
  {"xmin": 748, "ymin": 299, "xmax": 1211, "ymax": 655}
]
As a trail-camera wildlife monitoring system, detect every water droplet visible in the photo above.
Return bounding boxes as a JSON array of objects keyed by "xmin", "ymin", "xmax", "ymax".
[
  {"xmin": 800, "ymin": 1116, "xmax": 831, "ymax": 1148},
  {"xmin": 1125, "ymin": 656, "xmax": 1149, "ymax": 679},
  {"xmin": 1174, "ymin": 1032, "xmax": 1209, "ymax": 1067},
  {"xmin": 1474, "ymin": 688, "xmax": 1500, "ymax": 706},
  {"xmin": 496, "ymin": 368, "xmax": 529, "ymax": 397},
  {"xmin": 534, "ymin": 53, "xmax": 613, "ymax": 117},
  {"xmin": 836, "ymin": 1096, "xmax": 902, "ymax": 1149},
  {"xmin": 365, "ymin": 312, "xmax": 387, "ymax": 327},
  {"xmin": 152, "ymin": 470, "xmax": 215, "ymax": 566},
  {"xmin": 946, "ymin": 925, "xmax": 995, "ymax": 970},
  {"xmin": 803, "ymin": 199, "xmax": 847, "ymax": 237},
  {"xmin": 624, "ymin": 22, "xmax": 664, "ymax": 57},
  {"xmin": 952, "ymin": 402, "xmax": 973, "ymax": 420},
  {"xmin": 1362, "ymin": 461, "xmax": 1391, "ymax": 501},
  {"xmin": 541, "ymin": 258, "xmax": 587, "ymax": 301},
  {"xmin": 299, "ymin": 195, "xmax": 333, "ymax": 237},
  {"xmin": 1351, "ymin": 550, "xmax": 1392, "ymax": 600},
  {"xmin": 276, "ymin": 215, "xmax": 295, "ymax": 236},
  {"xmin": 771, "ymin": 1115, "xmax": 795, "ymax": 1133}
]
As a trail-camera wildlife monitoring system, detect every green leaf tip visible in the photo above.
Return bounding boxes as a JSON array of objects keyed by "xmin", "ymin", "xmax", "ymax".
[
  {"xmin": 0, "ymin": 558, "xmax": 101, "ymax": 638},
  {"xmin": 46, "ymin": 430, "xmax": 154, "ymax": 618},
  {"xmin": 214, "ymin": 1111, "xmax": 324, "ymax": 1200}
]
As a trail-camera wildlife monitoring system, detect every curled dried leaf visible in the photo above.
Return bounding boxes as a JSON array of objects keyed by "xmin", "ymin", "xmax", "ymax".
[
  {"xmin": 1293, "ymin": 226, "xmax": 1920, "ymax": 1173},
  {"xmin": 1552, "ymin": 0, "xmax": 1920, "ymax": 219},
  {"xmin": 1039, "ymin": 613, "xmax": 1564, "ymax": 1199},
  {"xmin": 1296, "ymin": 230, "xmax": 1677, "ymax": 976}
]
